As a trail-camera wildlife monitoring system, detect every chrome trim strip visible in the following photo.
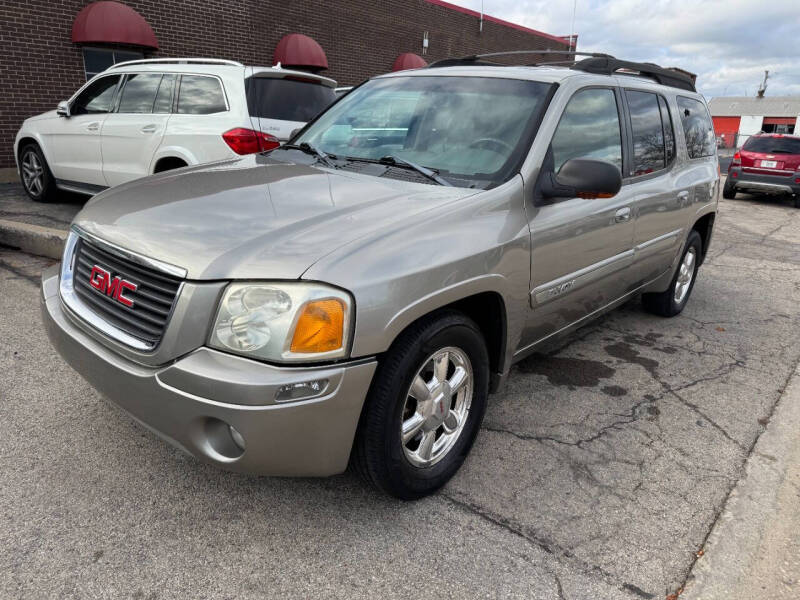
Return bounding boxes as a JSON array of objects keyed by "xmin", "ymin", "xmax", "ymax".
[
  {"xmin": 634, "ymin": 228, "xmax": 682, "ymax": 254},
  {"xmin": 531, "ymin": 249, "xmax": 634, "ymax": 306},
  {"xmin": 72, "ymin": 225, "xmax": 188, "ymax": 279},
  {"xmin": 59, "ymin": 231, "xmax": 154, "ymax": 351}
]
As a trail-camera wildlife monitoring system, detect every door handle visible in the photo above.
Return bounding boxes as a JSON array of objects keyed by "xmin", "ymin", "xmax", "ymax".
[
  {"xmin": 140, "ymin": 125, "xmax": 157, "ymax": 133},
  {"xmin": 677, "ymin": 190, "xmax": 690, "ymax": 206},
  {"xmin": 614, "ymin": 207, "xmax": 631, "ymax": 223},
  {"xmin": 86, "ymin": 122, "xmax": 100, "ymax": 131}
]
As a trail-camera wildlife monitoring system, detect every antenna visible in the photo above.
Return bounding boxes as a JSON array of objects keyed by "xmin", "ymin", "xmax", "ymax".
[
  {"xmin": 757, "ymin": 70, "xmax": 769, "ymax": 97},
  {"xmin": 570, "ymin": 0, "xmax": 577, "ymax": 49}
]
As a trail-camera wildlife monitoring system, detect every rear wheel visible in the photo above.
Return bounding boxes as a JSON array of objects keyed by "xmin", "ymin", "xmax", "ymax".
[
  {"xmin": 793, "ymin": 196, "xmax": 800, "ymax": 209},
  {"xmin": 642, "ymin": 230, "xmax": 702, "ymax": 317},
  {"xmin": 19, "ymin": 144, "xmax": 56, "ymax": 202},
  {"xmin": 352, "ymin": 311, "xmax": 489, "ymax": 500},
  {"xmin": 722, "ymin": 179, "xmax": 736, "ymax": 199}
]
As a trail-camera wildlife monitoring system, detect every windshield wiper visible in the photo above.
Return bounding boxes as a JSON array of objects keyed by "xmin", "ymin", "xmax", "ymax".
[
  {"xmin": 377, "ymin": 155, "xmax": 452, "ymax": 186},
  {"xmin": 283, "ymin": 142, "xmax": 338, "ymax": 169}
]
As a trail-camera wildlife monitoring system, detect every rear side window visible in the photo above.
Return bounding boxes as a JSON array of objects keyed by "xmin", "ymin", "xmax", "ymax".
[
  {"xmin": 246, "ymin": 76, "xmax": 335, "ymax": 122},
  {"xmin": 626, "ymin": 90, "xmax": 665, "ymax": 176},
  {"xmin": 677, "ymin": 97, "xmax": 715, "ymax": 159},
  {"xmin": 153, "ymin": 74, "xmax": 176, "ymax": 113},
  {"xmin": 177, "ymin": 75, "xmax": 227, "ymax": 114},
  {"xmin": 117, "ymin": 73, "xmax": 162, "ymax": 113},
  {"xmin": 551, "ymin": 88, "xmax": 622, "ymax": 173},
  {"xmin": 742, "ymin": 136, "xmax": 800, "ymax": 154}
]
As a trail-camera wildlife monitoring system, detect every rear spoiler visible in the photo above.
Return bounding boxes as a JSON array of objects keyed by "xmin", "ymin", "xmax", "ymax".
[{"xmin": 245, "ymin": 65, "xmax": 337, "ymax": 88}]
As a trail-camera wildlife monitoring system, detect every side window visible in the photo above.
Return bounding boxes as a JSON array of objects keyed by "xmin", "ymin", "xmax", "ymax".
[
  {"xmin": 658, "ymin": 96, "xmax": 676, "ymax": 164},
  {"xmin": 117, "ymin": 73, "xmax": 162, "ymax": 113},
  {"xmin": 551, "ymin": 88, "xmax": 622, "ymax": 173},
  {"xmin": 153, "ymin": 74, "xmax": 177, "ymax": 113},
  {"xmin": 677, "ymin": 97, "xmax": 715, "ymax": 159},
  {"xmin": 177, "ymin": 76, "xmax": 227, "ymax": 114},
  {"xmin": 626, "ymin": 90, "xmax": 665, "ymax": 176},
  {"xmin": 71, "ymin": 75, "xmax": 121, "ymax": 115}
]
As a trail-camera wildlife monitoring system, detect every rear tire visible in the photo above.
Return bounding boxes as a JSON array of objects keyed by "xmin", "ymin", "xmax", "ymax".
[
  {"xmin": 642, "ymin": 230, "xmax": 702, "ymax": 317},
  {"xmin": 793, "ymin": 196, "xmax": 800, "ymax": 209},
  {"xmin": 722, "ymin": 179, "xmax": 736, "ymax": 199},
  {"xmin": 19, "ymin": 144, "xmax": 56, "ymax": 202},
  {"xmin": 351, "ymin": 311, "xmax": 489, "ymax": 500}
]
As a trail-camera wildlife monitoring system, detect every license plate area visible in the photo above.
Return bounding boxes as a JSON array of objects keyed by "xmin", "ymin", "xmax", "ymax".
[{"xmin": 760, "ymin": 160, "xmax": 779, "ymax": 168}]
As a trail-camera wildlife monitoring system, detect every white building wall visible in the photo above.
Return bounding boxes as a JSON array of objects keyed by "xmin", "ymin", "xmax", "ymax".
[{"xmin": 737, "ymin": 115, "xmax": 764, "ymax": 147}]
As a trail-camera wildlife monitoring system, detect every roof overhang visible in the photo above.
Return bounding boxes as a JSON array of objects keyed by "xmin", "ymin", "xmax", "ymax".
[{"xmin": 72, "ymin": 1, "xmax": 158, "ymax": 49}]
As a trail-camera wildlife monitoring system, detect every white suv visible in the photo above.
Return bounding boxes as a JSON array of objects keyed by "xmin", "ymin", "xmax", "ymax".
[{"xmin": 14, "ymin": 58, "xmax": 337, "ymax": 201}]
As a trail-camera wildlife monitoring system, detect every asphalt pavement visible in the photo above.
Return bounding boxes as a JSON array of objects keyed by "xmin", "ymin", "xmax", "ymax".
[{"xmin": 1, "ymin": 190, "xmax": 800, "ymax": 599}]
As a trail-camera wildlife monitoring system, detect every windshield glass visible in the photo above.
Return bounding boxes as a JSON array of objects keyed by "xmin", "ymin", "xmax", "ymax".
[
  {"xmin": 246, "ymin": 76, "xmax": 335, "ymax": 122},
  {"xmin": 294, "ymin": 75, "xmax": 553, "ymax": 188},
  {"xmin": 743, "ymin": 136, "xmax": 800, "ymax": 154}
]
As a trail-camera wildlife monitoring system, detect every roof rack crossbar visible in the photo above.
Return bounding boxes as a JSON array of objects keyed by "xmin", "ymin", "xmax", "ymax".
[
  {"xmin": 570, "ymin": 56, "xmax": 696, "ymax": 92},
  {"xmin": 109, "ymin": 58, "xmax": 244, "ymax": 69}
]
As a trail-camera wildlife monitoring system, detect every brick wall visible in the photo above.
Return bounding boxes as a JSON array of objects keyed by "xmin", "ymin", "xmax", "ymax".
[{"xmin": 0, "ymin": 0, "xmax": 569, "ymax": 169}]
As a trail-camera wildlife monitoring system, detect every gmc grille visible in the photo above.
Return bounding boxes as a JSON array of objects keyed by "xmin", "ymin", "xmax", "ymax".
[{"xmin": 72, "ymin": 237, "xmax": 182, "ymax": 347}]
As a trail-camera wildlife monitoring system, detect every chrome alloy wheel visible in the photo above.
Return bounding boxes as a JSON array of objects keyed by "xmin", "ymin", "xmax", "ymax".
[
  {"xmin": 401, "ymin": 346, "xmax": 473, "ymax": 468},
  {"xmin": 674, "ymin": 247, "xmax": 697, "ymax": 304},
  {"xmin": 21, "ymin": 150, "xmax": 44, "ymax": 197}
]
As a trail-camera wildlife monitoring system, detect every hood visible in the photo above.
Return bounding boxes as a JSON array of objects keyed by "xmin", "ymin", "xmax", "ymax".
[
  {"xmin": 26, "ymin": 110, "xmax": 59, "ymax": 123},
  {"xmin": 74, "ymin": 155, "xmax": 478, "ymax": 280}
]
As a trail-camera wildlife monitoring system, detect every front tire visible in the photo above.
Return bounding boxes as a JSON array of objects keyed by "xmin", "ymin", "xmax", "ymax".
[
  {"xmin": 19, "ymin": 144, "xmax": 56, "ymax": 202},
  {"xmin": 352, "ymin": 311, "xmax": 489, "ymax": 500},
  {"xmin": 642, "ymin": 230, "xmax": 702, "ymax": 317}
]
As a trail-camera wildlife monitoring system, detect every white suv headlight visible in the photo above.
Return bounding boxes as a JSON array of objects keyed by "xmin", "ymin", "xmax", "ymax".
[{"xmin": 209, "ymin": 282, "xmax": 352, "ymax": 363}]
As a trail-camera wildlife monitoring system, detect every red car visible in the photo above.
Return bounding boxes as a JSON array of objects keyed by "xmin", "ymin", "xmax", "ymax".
[{"xmin": 724, "ymin": 133, "xmax": 800, "ymax": 208}]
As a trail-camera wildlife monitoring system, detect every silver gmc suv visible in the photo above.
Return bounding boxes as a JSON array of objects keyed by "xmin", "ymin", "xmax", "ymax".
[{"xmin": 42, "ymin": 52, "xmax": 719, "ymax": 499}]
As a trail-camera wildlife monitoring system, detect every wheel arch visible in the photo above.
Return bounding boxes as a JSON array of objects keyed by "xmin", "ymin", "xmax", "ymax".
[{"xmin": 691, "ymin": 212, "xmax": 716, "ymax": 265}]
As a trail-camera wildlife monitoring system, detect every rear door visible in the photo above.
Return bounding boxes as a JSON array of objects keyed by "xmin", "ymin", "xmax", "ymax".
[
  {"xmin": 245, "ymin": 73, "xmax": 336, "ymax": 140},
  {"xmin": 101, "ymin": 73, "xmax": 174, "ymax": 187},
  {"xmin": 625, "ymin": 90, "xmax": 690, "ymax": 286},
  {"xmin": 46, "ymin": 74, "xmax": 121, "ymax": 187},
  {"xmin": 524, "ymin": 86, "xmax": 636, "ymax": 345}
]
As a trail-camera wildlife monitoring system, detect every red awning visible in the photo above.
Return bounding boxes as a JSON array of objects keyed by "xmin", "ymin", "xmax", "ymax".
[
  {"xmin": 392, "ymin": 53, "xmax": 427, "ymax": 72},
  {"xmin": 72, "ymin": 1, "xmax": 158, "ymax": 49},
  {"xmin": 273, "ymin": 33, "xmax": 328, "ymax": 70}
]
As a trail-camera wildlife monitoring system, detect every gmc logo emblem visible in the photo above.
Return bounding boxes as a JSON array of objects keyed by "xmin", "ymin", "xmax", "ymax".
[{"xmin": 89, "ymin": 265, "xmax": 138, "ymax": 308}]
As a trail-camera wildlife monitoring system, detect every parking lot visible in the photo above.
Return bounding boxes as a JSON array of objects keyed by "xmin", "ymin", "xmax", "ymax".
[{"xmin": 1, "ymin": 186, "xmax": 799, "ymax": 599}]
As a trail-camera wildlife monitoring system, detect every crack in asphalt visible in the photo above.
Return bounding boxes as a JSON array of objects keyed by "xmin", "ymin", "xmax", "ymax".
[{"xmin": 0, "ymin": 257, "xmax": 42, "ymax": 285}]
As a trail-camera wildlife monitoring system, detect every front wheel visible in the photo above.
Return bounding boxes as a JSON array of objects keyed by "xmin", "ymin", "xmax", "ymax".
[
  {"xmin": 19, "ymin": 144, "xmax": 56, "ymax": 202},
  {"xmin": 351, "ymin": 311, "xmax": 489, "ymax": 500},
  {"xmin": 642, "ymin": 230, "xmax": 702, "ymax": 317}
]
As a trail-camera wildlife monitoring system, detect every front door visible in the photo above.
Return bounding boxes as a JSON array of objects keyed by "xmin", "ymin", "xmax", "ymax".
[
  {"xmin": 522, "ymin": 87, "xmax": 636, "ymax": 347},
  {"xmin": 101, "ymin": 73, "xmax": 174, "ymax": 186},
  {"xmin": 46, "ymin": 74, "xmax": 121, "ymax": 187}
]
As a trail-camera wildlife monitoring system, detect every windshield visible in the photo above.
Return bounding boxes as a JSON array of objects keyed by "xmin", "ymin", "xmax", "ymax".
[
  {"xmin": 743, "ymin": 136, "xmax": 800, "ymax": 155},
  {"xmin": 294, "ymin": 75, "xmax": 553, "ymax": 188},
  {"xmin": 246, "ymin": 76, "xmax": 336, "ymax": 122}
]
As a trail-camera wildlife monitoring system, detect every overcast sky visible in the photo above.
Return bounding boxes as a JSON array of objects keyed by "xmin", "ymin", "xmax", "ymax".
[{"xmin": 446, "ymin": 0, "xmax": 800, "ymax": 99}]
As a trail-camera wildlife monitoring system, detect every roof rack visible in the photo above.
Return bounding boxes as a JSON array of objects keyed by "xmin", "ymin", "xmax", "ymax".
[
  {"xmin": 571, "ymin": 56, "xmax": 695, "ymax": 92},
  {"xmin": 427, "ymin": 50, "xmax": 609, "ymax": 69},
  {"xmin": 109, "ymin": 58, "xmax": 244, "ymax": 69},
  {"xmin": 426, "ymin": 50, "xmax": 696, "ymax": 92}
]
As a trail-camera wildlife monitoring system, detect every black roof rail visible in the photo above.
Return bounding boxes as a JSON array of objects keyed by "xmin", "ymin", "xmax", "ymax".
[
  {"xmin": 571, "ymin": 56, "xmax": 696, "ymax": 92},
  {"xmin": 426, "ymin": 50, "xmax": 697, "ymax": 92},
  {"xmin": 427, "ymin": 50, "xmax": 610, "ymax": 69}
]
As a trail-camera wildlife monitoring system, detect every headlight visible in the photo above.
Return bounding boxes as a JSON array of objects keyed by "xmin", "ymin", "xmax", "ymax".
[{"xmin": 209, "ymin": 282, "xmax": 352, "ymax": 363}]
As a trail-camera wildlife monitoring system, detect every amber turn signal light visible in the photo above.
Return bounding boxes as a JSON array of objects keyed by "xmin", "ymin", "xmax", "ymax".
[{"xmin": 290, "ymin": 298, "xmax": 345, "ymax": 354}]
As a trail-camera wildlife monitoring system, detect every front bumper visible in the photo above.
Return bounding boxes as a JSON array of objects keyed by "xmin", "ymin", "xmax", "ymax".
[
  {"xmin": 41, "ymin": 268, "xmax": 377, "ymax": 477},
  {"xmin": 728, "ymin": 167, "xmax": 800, "ymax": 195}
]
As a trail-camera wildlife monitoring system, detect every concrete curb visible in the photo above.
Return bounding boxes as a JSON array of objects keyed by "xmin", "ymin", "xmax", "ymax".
[
  {"xmin": 0, "ymin": 219, "xmax": 66, "ymax": 260},
  {"xmin": 681, "ymin": 362, "xmax": 800, "ymax": 599}
]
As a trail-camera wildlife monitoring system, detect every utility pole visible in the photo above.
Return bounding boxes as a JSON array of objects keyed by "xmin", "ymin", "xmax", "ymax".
[{"xmin": 757, "ymin": 70, "xmax": 769, "ymax": 97}]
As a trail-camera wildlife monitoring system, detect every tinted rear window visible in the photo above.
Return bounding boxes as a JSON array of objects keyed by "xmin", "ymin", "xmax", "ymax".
[
  {"xmin": 677, "ymin": 96, "xmax": 715, "ymax": 159},
  {"xmin": 743, "ymin": 136, "xmax": 800, "ymax": 154},
  {"xmin": 246, "ymin": 76, "xmax": 335, "ymax": 122}
]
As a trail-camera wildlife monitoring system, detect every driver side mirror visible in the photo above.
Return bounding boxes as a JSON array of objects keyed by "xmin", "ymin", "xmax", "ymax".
[
  {"xmin": 540, "ymin": 158, "xmax": 622, "ymax": 200},
  {"xmin": 56, "ymin": 100, "xmax": 70, "ymax": 118}
]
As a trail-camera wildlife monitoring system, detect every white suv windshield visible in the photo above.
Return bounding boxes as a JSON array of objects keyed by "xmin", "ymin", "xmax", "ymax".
[{"xmin": 295, "ymin": 75, "xmax": 553, "ymax": 188}]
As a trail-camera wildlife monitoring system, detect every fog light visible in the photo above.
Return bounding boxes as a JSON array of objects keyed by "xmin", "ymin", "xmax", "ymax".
[
  {"xmin": 276, "ymin": 379, "xmax": 329, "ymax": 402},
  {"xmin": 229, "ymin": 425, "xmax": 246, "ymax": 451}
]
